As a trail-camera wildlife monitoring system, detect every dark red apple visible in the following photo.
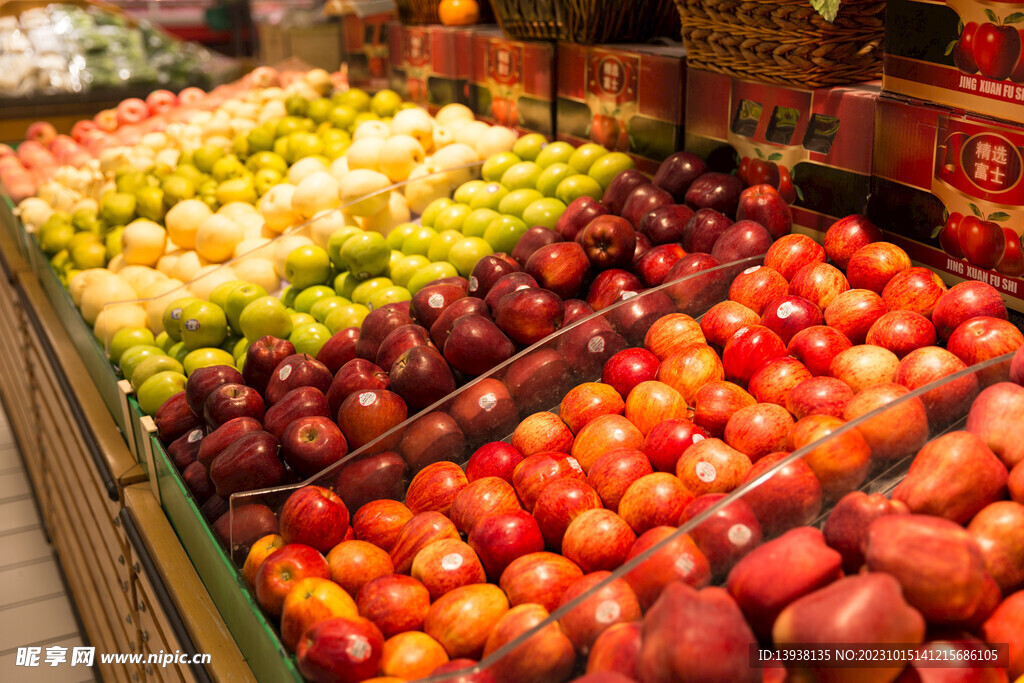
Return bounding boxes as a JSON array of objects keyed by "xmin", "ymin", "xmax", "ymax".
[
  {"xmin": 265, "ymin": 354, "xmax": 333, "ymax": 405},
  {"xmin": 525, "ymin": 242, "xmax": 590, "ymax": 299},
  {"xmin": 822, "ymin": 491, "xmax": 910, "ymax": 574},
  {"xmin": 602, "ymin": 169, "xmax": 648, "ymax": 215},
  {"xmin": 654, "ymin": 151, "xmax": 708, "ymax": 201},
  {"xmin": 410, "ymin": 283, "xmax": 467, "ymax": 330},
  {"xmin": 396, "ymin": 412, "xmax": 465, "ymax": 473},
  {"xmin": 203, "ymin": 382, "xmax": 265, "ymax": 429},
  {"xmin": 740, "ymin": 452, "xmax": 823, "ymax": 538},
  {"xmin": 681, "ymin": 493, "xmax": 763, "ymax": 578},
  {"xmin": 154, "ymin": 391, "xmax": 200, "ymax": 444},
  {"xmin": 244, "ymin": 336, "xmax": 296, "ymax": 397},
  {"xmin": 264, "ymin": 385, "xmax": 331, "ymax": 440},
  {"xmin": 866, "ymin": 310, "xmax": 938, "ymax": 359},
  {"xmin": 663, "ymin": 252, "xmax": 729, "ymax": 316},
  {"xmin": 355, "ymin": 307, "xmax": 415, "ymax": 362},
  {"xmin": 680, "ymin": 208, "xmax": 733, "ymax": 254},
  {"xmin": 493, "ymin": 287, "xmax": 564, "ymax": 346},
  {"xmin": 637, "ymin": 204, "xmax": 694, "ymax": 245},
  {"xmin": 579, "ymin": 215, "xmax": 636, "ymax": 270},
  {"xmin": 316, "ymin": 327, "xmax": 359, "ymax": 374},
  {"xmin": 764, "ymin": 233, "xmax": 826, "ymax": 280},
  {"xmin": 469, "ymin": 509, "xmax": 546, "ymax": 579},
  {"xmin": 512, "ymin": 226, "xmax": 564, "ymax": 268},
  {"xmin": 684, "ymin": 172, "xmax": 743, "ymax": 217},
  {"xmin": 466, "ymin": 441, "xmax": 524, "ymax": 483},
  {"xmin": 556, "ymin": 196, "xmax": 610, "ymax": 242},
  {"xmin": 823, "ymin": 214, "xmax": 883, "ymax": 270},
  {"xmin": 710, "ymin": 220, "xmax": 773, "ymax": 264},
  {"xmin": 430, "ymin": 296, "xmax": 491, "ymax": 350},
  {"xmin": 586, "ymin": 269, "xmax": 644, "ymax": 311},
  {"xmin": 932, "ymin": 281, "xmax": 1008, "ymax": 341},
  {"xmin": 633, "ymin": 243, "xmax": 686, "ymax": 287},
  {"xmin": 389, "ymin": 345, "xmax": 456, "ymax": 412},
  {"xmin": 336, "ymin": 389, "xmax": 407, "ymax": 451},
  {"xmin": 208, "ymin": 430, "xmax": 284, "ymax": 497},
  {"xmin": 760, "ymin": 295, "xmax": 823, "ymax": 345},
  {"xmin": 185, "ymin": 364, "xmax": 244, "ymax": 416},
  {"xmin": 735, "ymin": 184, "xmax": 792, "ymax": 240},
  {"xmin": 467, "ymin": 256, "xmax": 520, "ymax": 300},
  {"xmin": 621, "ymin": 184, "xmax": 674, "ymax": 229},
  {"xmin": 326, "ymin": 358, "xmax": 389, "ymax": 417},
  {"xmin": 448, "ymin": 378, "xmax": 519, "ymax": 446},
  {"xmin": 281, "ymin": 415, "xmax": 349, "ymax": 478},
  {"xmin": 443, "ymin": 314, "xmax": 516, "ymax": 377}
]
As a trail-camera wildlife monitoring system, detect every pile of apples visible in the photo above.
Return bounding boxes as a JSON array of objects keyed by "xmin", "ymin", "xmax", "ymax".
[{"xmin": 160, "ymin": 198, "xmax": 1024, "ymax": 681}]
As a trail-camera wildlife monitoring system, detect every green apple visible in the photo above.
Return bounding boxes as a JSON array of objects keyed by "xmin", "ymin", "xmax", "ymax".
[
  {"xmin": 246, "ymin": 151, "xmax": 289, "ymax": 175},
  {"xmin": 216, "ymin": 177, "xmax": 257, "ymax": 205},
  {"xmin": 71, "ymin": 241, "xmax": 107, "ymax": 269},
  {"xmin": 162, "ymin": 297, "xmax": 201, "ymax": 342},
  {"xmin": 536, "ymin": 163, "xmax": 576, "ymax": 198},
  {"xmin": 308, "ymin": 98, "xmax": 334, "ymax": 123},
  {"xmin": 389, "ymin": 250, "xmax": 404, "ymax": 276},
  {"xmin": 155, "ymin": 331, "xmax": 173, "ymax": 352},
  {"xmin": 535, "ymin": 141, "xmax": 576, "ymax": 168},
  {"xmin": 340, "ymin": 232, "xmax": 390, "ymax": 280},
  {"xmin": 513, "ymin": 133, "xmax": 549, "ymax": 162},
  {"xmin": 225, "ymin": 283, "xmax": 269, "ymax": 334},
  {"xmin": 453, "ymin": 180, "xmax": 487, "ymax": 205},
  {"xmin": 232, "ymin": 337, "xmax": 250, "ymax": 361},
  {"xmin": 105, "ymin": 227, "xmax": 124, "ymax": 260},
  {"xmin": 588, "ymin": 152, "xmax": 636, "ymax": 190},
  {"xmin": 108, "ymin": 327, "xmax": 155, "ymax": 364},
  {"xmin": 239, "ymin": 296, "xmax": 293, "ymax": 341},
  {"xmin": 427, "ymin": 230, "xmax": 464, "ymax": 262},
  {"xmin": 335, "ymin": 88, "xmax": 371, "ymax": 112},
  {"xmin": 406, "ymin": 262, "xmax": 459, "ymax": 294},
  {"xmin": 568, "ymin": 143, "xmax": 610, "ymax": 174},
  {"xmin": 329, "ymin": 105, "xmax": 358, "ymax": 130},
  {"xmin": 333, "ymin": 271, "xmax": 356, "ymax": 299},
  {"xmin": 208, "ymin": 280, "xmax": 247, "ymax": 312},
  {"xmin": 135, "ymin": 186, "xmax": 166, "ymax": 222},
  {"xmin": 193, "ymin": 144, "xmax": 226, "ymax": 174},
  {"xmin": 328, "ymin": 226, "xmax": 365, "ymax": 269},
  {"xmin": 293, "ymin": 285, "xmax": 337, "ymax": 314},
  {"xmin": 351, "ymin": 277, "xmax": 394, "ymax": 306},
  {"xmin": 285, "ymin": 94, "xmax": 310, "ymax": 117},
  {"xmin": 276, "ymin": 116, "xmax": 308, "ymax": 138},
  {"xmin": 281, "ymin": 285, "xmax": 299, "ymax": 310},
  {"xmin": 448, "ymin": 237, "xmax": 494, "ymax": 277},
  {"xmin": 183, "ymin": 348, "xmax": 236, "ymax": 375},
  {"xmin": 434, "ymin": 204, "xmax": 472, "ymax": 233},
  {"xmin": 469, "ymin": 183, "xmax": 510, "ymax": 211},
  {"xmin": 309, "ymin": 295, "xmax": 349, "ymax": 323},
  {"xmin": 38, "ymin": 219, "xmax": 74, "ymax": 255},
  {"xmin": 499, "ymin": 189, "xmax": 545, "ymax": 219},
  {"xmin": 482, "ymin": 152, "xmax": 521, "ymax": 182},
  {"xmin": 401, "ymin": 227, "xmax": 439, "ymax": 257},
  {"xmin": 483, "ymin": 215, "xmax": 528, "ymax": 254},
  {"xmin": 247, "ymin": 125, "xmax": 276, "ymax": 153},
  {"xmin": 389, "ymin": 255, "xmax": 430, "ymax": 288},
  {"xmin": 254, "ymin": 168, "xmax": 283, "ymax": 196},
  {"xmin": 161, "ymin": 174, "xmax": 196, "ymax": 206},
  {"xmin": 180, "ymin": 301, "xmax": 228, "ymax": 350},
  {"xmin": 131, "ymin": 355, "xmax": 184, "ymax": 391},
  {"xmin": 168, "ymin": 341, "xmax": 190, "ymax": 364},
  {"xmin": 368, "ymin": 285, "xmax": 412, "ymax": 311},
  {"xmin": 556, "ymin": 174, "xmax": 604, "ymax": 205},
  {"xmin": 371, "ymin": 89, "xmax": 403, "ymax": 117},
  {"xmin": 211, "ymin": 155, "xmax": 248, "ymax": 182},
  {"xmin": 221, "ymin": 334, "xmax": 243, "ymax": 355},
  {"xmin": 286, "ymin": 244, "xmax": 333, "ymax": 289},
  {"xmin": 387, "ymin": 222, "xmax": 419, "ymax": 251},
  {"xmin": 500, "ymin": 162, "xmax": 543, "ymax": 191},
  {"xmin": 291, "ymin": 312, "xmax": 316, "ymax": 328},
  {"xmin": 137, "ymin": 370, "xmax": 187, "ymax": 415},
  {"xmin": 462, "ymin": 208, "xmax": 501, "ymax": 238},
  {"xmin": 288, "ymin": 322, "xmax": 331, "ymax": 356},
  {"xmin": 522, "ymin": 197, "xmax": 567, "ymax": 230},
  {"xmin": 324, "ymin": 303, "xmax": 370, "ymax": 333},
  {"xmin": 420, "ymin": 198, "xmax": 455, "ymax": 228},
  {"xmin": 119, "ymin": 345, "xmax": 165, "ymax": 380}
]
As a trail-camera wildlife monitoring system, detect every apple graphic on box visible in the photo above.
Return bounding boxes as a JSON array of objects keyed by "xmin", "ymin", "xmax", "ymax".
[{"xmin": 974, "ymin": 22, "xmax": 1021, "ymax": 81}]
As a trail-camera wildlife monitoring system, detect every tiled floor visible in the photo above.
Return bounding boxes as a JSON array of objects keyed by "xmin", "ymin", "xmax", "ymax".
[{"xmin": 0, "ymin": 409, "xmax": 96, "ymax": 683}]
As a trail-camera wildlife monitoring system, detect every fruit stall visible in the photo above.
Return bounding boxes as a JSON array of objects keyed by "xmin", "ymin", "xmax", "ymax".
[{"xmin": 1, "ymin": 0, "xmax": 1023, "ymax": 681}]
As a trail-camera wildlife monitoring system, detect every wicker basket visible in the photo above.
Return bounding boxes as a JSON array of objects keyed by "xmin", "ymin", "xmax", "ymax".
[
  {"xmin": 675, "ymin": 0, "xmax": 884, "ymax": 88},
  {"xmin": 395, "ymin": 0, "xmax": 495, "ymax": 25},
  {"xmin": 492, "ymin": 0, "xmax": 680, "ymax": 43}
]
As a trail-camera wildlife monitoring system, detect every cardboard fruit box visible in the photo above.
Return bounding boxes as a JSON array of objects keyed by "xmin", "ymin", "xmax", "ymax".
[
  {"xmin": 684, "ymin": 68, "xmax": 880, "ymax": 240},
  {"xmin": 883, "ymin": 0, "xmax": 1024, "ymax": 124},
  {"xmin": 869, "ymin": 93, "xmax": 1024, "ymax": 311},
  {"xmin": 466, "ymin": 28, "xmax": 556, "ymax": 137},
  {"xmin": 387, "ymin": 22, "xmax": 471, "ymax": 111},
  {"xmin": 556, "ymin": 42, "xmax": 686, "ymax": 173},
  {"xmin": 340, "ymin": 10, "xmax": 396, "ymax": 92}
]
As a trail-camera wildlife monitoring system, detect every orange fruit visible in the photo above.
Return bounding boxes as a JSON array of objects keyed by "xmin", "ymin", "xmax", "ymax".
[{"xmin": 439, "ymin": 0, "xmax": 480, "ymax": 26}]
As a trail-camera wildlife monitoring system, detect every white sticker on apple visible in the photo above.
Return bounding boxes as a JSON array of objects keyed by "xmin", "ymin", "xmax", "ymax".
[
  {"xmin": 184, "ymin": 319, "xmax": 200, "ymax": 331},
  {"xmin": 588, "ymin": 336, "xmax": 605, "ymax": 353},
  {"xmin": 733, "ymin": 326, "xmax": 749, "ymax": 338},
  {"xmin": 187, "ymin": 429, "xmax": 203, "ymax": 443},
  {"xmin": 468, "ymin": 276, "xmax": 479, "ymax": 292},
  {"xmin": 441, "ymin": 553, "xmax": 464, "ymax": 571},
  {"xmin": 358, "ymin": 392, "xmax": 376, "ymax": 406},
  {"xmin": 279, "ymin": 364, "xmax": 292, "ymax": 381},
  {"xmin": 428, "ymin": 293, "xmax": 445, "ymax": 308},
  {"xmin": 695, "ymin": 460, "xmax": 717, "ymax": 483},
  {"xmin": 675, "ymin": 554, "xmax": 695, "ymax": 575},
  {"xmin": 691, "ymin": 434, "xmax": 705, "ymax": 444},
  {"xmin": 595, "ymin": 600, "xmax": 621, "ymax": 624},
  {"xmin": 728, "ymin": 524, "xmax": 752, "ymax": 547},
  {"xmin": 479, "ymin": 393, "xmax": 497, "ymax": 410},
  {"xmin": 567, "ymin": 457, "xmax": 583, "ymax": 473},
  {"xmin": 346, "ymin": 636, "xmax": 371, "ymax": 662},
  {"xmin": 622, "ymin": 290, "xmax": 638, "ymax": 300},
  {"xmin": 743, "ymin": 266, "xmax": 761, "ymax": 275},
  {"xmin": 776, "ymin": 301, "xmax": 794, "ymax": 319},
  {"xmin": 171, "ymin": 308, "xmax": 183, "ymax": 320}
]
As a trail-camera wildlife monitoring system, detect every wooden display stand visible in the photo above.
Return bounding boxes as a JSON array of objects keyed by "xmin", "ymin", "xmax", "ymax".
[{"xmin": 0, "ymin": 225, "xmax": 252, "ymax": 682}]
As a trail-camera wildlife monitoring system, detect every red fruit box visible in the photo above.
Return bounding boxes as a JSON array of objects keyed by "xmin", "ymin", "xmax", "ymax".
[
  {"xmin": 386, "ymin": 22, "xmax": 472, "ymax": 111},
  {"xmin": 466, "ymin": 29, "xmax": 556, "ymax": 136},
  {"xmin": 340, "ymin": 10, "xmax": 397, "ymax": 92},
  {"xmin": 556, "ymin": 42, "xmax": 686, "ymax": 173},
  {"xmin": 868, "ymin": 93, "xmax": 1024, "ymax": 311},
  {"xmin": 684, "ymin": 68, "xmax": 880, "ymax": 241},
  {"xmin": 882, "ymin": 0, "xmax": 1024, "ymax": 125}
]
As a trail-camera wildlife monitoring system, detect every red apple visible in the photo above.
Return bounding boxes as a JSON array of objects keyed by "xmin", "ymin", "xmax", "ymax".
[
  {"xmin": 638, "ymin": 204, "xmax": 695, "ymax": 246},
  {"xmin": 558, "ymin": 572, "xmax": 642, "ymax": 656},
  {"xmin": 556, "ymin": 196, "xmax": 610, "ymax": 242},
  {"xmin": 465, "ymin": 442, "xmax": 524, "ymax": 483},
  {"xmin": 681, "ymin": 493, "xmax": 763, "ymax": 578},
  {"xmin": 967, "ymin": 501, "xmax": 1024, "ymax": 592},
  {"xmin": 643, "ymin": 313, "xmax": 706, "ymax": 361},
  {"xmin": 846, "ymin": 242, "xmax": 912, "ymax": 294},
  {"xmin": 327, "ymin": 540, "xmax": 395, "ymax": 598},
  {"xmin": 356, "ymin": 573, "xmax": 431, "ymax": 638},
  {"xmin": 266, "ymin": 354, "xmax": 333, "ymax": 404},
  {"xmin": 680, "ymin": 207, "xmax": 734, "ymax": 254},
  {"xmin": 410, "ymin": 538, "xmax": 487, "ymax": 601},
  {"xmin": 185, "ymin": 364, "xmax": 244, "ymax": 416},
  {"xmin": 932, "ymin": 281, "xmax": 1008, "ymax": 341},
  {"xmin": 499, "ymin": 551, "xmax": 584, "ymax": 612},
  {"xmin": 747, "ymin": 357, "xmax": 813, "ymax": 407},
  {"xmin": 788, "ymin": 414, "xmax": 872, "ymax": 498},
  {"xmin": 823, "ymin": 288, "xmax": 888, "ymax": 345},
  {"xmin": 643, "ymin": 418, "xmax": 709, "ymax": 473},
  {"xmin": 389, "ymin": 511, "xmax": 461, "ymax": 574},
  {"xmin": 728, "ymin": 266, "xmax": 788, "ymax": 315},
  {"xmin": 618, "ymin": 472, "xmax": 694, "ymax": 535},
  {"xmin": 722, "ymin": 324, "xmax": 787, "ymax": 386},
  {"xmin": 684, "ymin": 172, "xmax": 743, "ymax": 216},
  {"xmin": 525, "ymin": 242, "xmax": 590, "ymax": 300},
  {"xmin": 532, "ymin": 478, "xmax": 603, "ymax": 550},
  {"xmin": 675, "ymin": 437, "xmax": 752, "ymax": 496},
  {"xmin": 787, "ymin": 324, "xmax": 853, "ymax": 376},
  {"xmin": 352, "ymin": 500, "xmax": 414, "ymax": 553},
  {"xmin": 503, "ymin": 347, "xmax": 575, "ymax": 415},
  {"xmin": 424, "ymin": 584, "xmax": 510, "ymax": 659},
  {"xmin": 632, "ymin": 244, "xmax": 686, "ymax": 287},
  {"xmin": 572, "ymin": 414, "xmax": 645, "ymax": 473},
  {"xmin": 624, "ymin": 526, "xmax": 711, "ymax": 611},
  {"xmin": 700, "ymin": 301, "xmax": 760, "ymax": 348},
  {"xmin": 764, "ymin": 234, "xmax": 826, "ymax": 280},
  {"xmin": 843, "ymin": 383, "xmax": 930, "ymax": 461},
  {"xmin": 154, "ymin": 391, "xmax": 201, "ymax": 444},
  {"xmin": 281, "ymin": 416, "xmax": 349, "ymax": 478},
  {"xmin": 333, "ymin": 452, "xmax": 408, "ymax": 512},
  {"xmin": 316, "ymin": 327, "xmax": 360, "ymax": 375},
  {"xmin": 823, "ymin": 214, "xmax": 883, "ymax": 270},
  {"xmin": 296, "ymin": 615, "xmax": 385, "ymax": 683},
  {"xmin": 208, "ymin": 431, "xmax": 284, "ymax": 497},
  {"xmin": 895, "ymin": 346, "xmax": 980, "ymax": 428},
  {"xmin": 982, "ymin": 592, "xmax": 1024, "ymax": 679},
  {"xmin": 467, "ymin": 257, "xmax": 518, "ymax": 300},
  {"xmin": 397, "ymin": 412, "xmax": 466, "ymax": 474},
  {"xmin": 829, "ymin": 344, "xmax": 900, "ymax": 393},
  {"xmin": 723, "ymin": 402, "xmax": 794, "ymax": 462},
  {"xmin": 580, "ymin": 215, "xmax": 637, "ymax": 270},
  {"xmin": 255, "ymin": 544, "xmax": 331, "ymax": 617},
  {"xmin": 337, "ymin": 389, "xmax": 408, "ymax": 452},
  {"xmin": 966, "ymin": 382, "xmax": 1024, "ymax": 469},
  {"xmin": 710, "ymin": 220, "xmax": 773, "ymax": 264},
  {"xmin": 586, "ymin": 448, "xmax": 654, "ymax": 511},
  {"xmin": 586, "ymin": 269, "xmax": 644, "ymax": 311},
  {"xmin": 562, "ymin": 508, "xmax": 637, "ymax": 573},
  {"xmin": 512, "ymin": 450, "xmax": 587, "ymax": 511},
  {"xmin": 624, "ymin": 380, "xmax": 689, "ymax": 436},
  {"xmin": 882, "ymin": 266, "xmax": 948, "ymax": 318},
  {"xmin": 468, "ymin": 509, "xmax": 545, "ymax": 579},
  {"xmin": 481, "ymin": 604, "xmax": 575, "ymax": 683},
  {"xmin": 512, "ymin": 225, "xmax": 563, "ymax": 268},
  {"xmin": 280, "ymin": 486, "xmax": 350, "ymax": 554},
  {"xmin": 788, "ymin": 262, "xmax": 850, "ymax": 310},
  {"xmin": 405, "ymin": 461, "xmax": 468, "ymax": 516},
  {"xmin": 691, "ymin": 381, "xmax": 756, "ymax": 437},
  {"xmin": 448, "ymin": 476, "xmax": 521, "ymax": 536},
  {"xmin": 600, "ymin": 348, "xmax": 659, "ymax": 401},
  {"xmin": 866, "ymin": 309, "xmax": 937, "ymax": 359},
  {"xmin": 448, "ymin": 379, "xmax": 519, "ymax": 446},
  {"xmin": 786, "ymin": 376, "xmax": 854, "ymax": 419},
  {"xmin": 759, "ymin": 295, "xmax": 823, "ymax": 346},
  {"xmin": 822, "ymin": 491, "xmax": 910, "ymax": 574},
  {"xmin": 203, "ymin": 382, "xmax": 266, "ymax": 429},
  {"xmin": 662, "ymin": 253, "xmax": 730, "ymax": 317},
  {"xmin": 326, "ymin": 358, "xmax": 389, "ymax": 417},
  {"xmin": 726, "ymin": 526, "xmax": 843, "ymax": 640},
  {"xmin": 585, "ymin": 621, "xmax": 641, "ymax": 679},
  {"xmin": 947, "ymin": 316, "xmax": 1024, "ymax": 386},
  {"xmin": 892, "ymin": 430, "xmax": 1008, "ymax": 525},
  {"xmin": 736, "ymin": 183, "xmax": 791, "ymax": 240},
  {"xmin": 622, "ymin": 184, "xmax": 674, "ymax": 229},
  {"xmin": 656, "ymin": 343, "xmax": 724, "ymax": 404},
  {"xmin": 741, "ymin": 452, "xmax": 823, "ymax": 538},
  {"xmin": 511, "ymin": 411, "xmax": 573, "ymax": 457}
]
